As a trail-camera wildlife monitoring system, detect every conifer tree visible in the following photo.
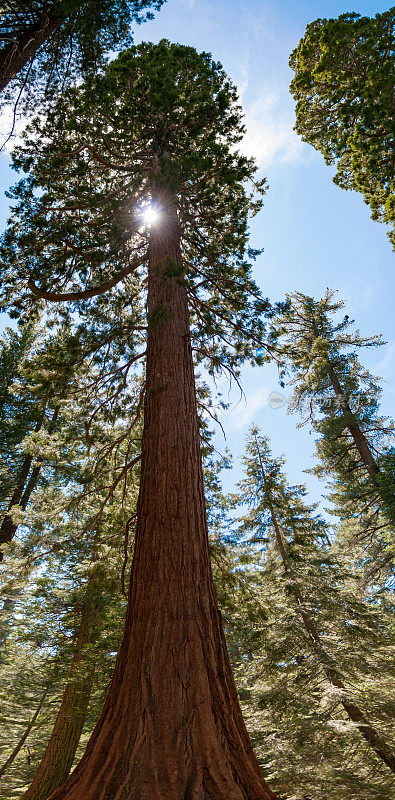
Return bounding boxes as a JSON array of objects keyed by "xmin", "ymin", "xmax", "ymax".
[
  {"xmin": 270, "ymin": 290, "xmax": 395, "ymax": 577},
  {"xmin": 21, "ymin": 584, "xmax": 98, "ymax": 800},
  {"xmin": 0, "ymin": 302, "xmax": 145, "ymax": 796},
  {"xmin": 0, "ymin": 41, "xmax": 276, "ymax": 800},
  {"xmin": 0, "ymin": 401, "xmax": 139, "ymax": 798},
  {"xmin": 290, "ymin": 9, "xmax": 395, "ymax": 248},
  {"xmin": 0, "ymin": 0, "xmax": 163, "ymax": 102},
  {"xmin": 0, "ymin": 322, "xmax": 71, "ymax": 559},
  {"xmin": 0, "ymin": 277, "xmax": 145, "ymax": 563},
  {"xmin": 233, "ymin": 428, "xmax": 395, "ymax": 795}
]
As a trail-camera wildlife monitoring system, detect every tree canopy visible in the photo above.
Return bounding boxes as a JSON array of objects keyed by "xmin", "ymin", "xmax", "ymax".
[
  {"xmin": 290, "ymin": 9, "xmax": 395, "ymax": 248},
  {"xmin": 0, "ymin": 0, "xmax": 164, "ymax": 106}
]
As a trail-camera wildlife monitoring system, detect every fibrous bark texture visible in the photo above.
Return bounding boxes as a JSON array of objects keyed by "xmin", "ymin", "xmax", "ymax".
[{"xmin": 47, "ymin": 199, "xmax": 277, "ymax": 800}]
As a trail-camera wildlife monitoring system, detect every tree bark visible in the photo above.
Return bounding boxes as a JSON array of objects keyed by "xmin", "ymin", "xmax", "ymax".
[
  {"xmin": 0, "ymin": 408, "xmax": 59, "ymax": 561},
  {"xmin": 0, "ymin": 11, "xmax": 64, "ymax": 93},
  {"xmin": 255, "ymin": 439, "xmax": 395, "ymax": 774},
  {"xmin": 0, "ymin": 689, "xmax": 48, "ymax": 781},
  {"xmin": 22, "ymin": 587, "xmax": 97, "ymax": 800},
  {"xmin": 47, "ymin": 196, "xmax": 277, "ymax": 800}
]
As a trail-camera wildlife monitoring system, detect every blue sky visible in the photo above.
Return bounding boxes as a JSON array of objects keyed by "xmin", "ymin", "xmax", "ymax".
[{"xmin": 0, "ymin": 0, "xmax": 393, "ymax": 513}]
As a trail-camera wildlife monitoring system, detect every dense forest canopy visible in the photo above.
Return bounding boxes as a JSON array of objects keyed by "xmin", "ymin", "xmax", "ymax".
[{"xmin": 0, "ymin": 5, "xmax": 394, "ymax": 800}]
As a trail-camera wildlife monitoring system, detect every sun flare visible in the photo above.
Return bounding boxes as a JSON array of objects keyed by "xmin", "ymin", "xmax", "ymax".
[{"xmin": 141, "ymin": 204, "xmax": 160, "ymax": 226}]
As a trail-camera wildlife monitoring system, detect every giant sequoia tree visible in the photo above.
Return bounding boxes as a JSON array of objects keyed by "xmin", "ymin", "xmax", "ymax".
[
  {"xmin": 290, "ymin": 9, "xmax": 395, "ymax": 249},
  {"xmin": 0, "ymin": 41, "xmax": 277, "ymax": 800}
]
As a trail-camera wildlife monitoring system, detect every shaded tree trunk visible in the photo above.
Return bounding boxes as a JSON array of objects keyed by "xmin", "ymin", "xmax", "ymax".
[
  {"xmin": 23, "ymin": 586, "xmax": 97, "ymax": 800},
  {"xmin": 255, "ymin": 438, "xmax": 395, "ymax": 774},
  {"xmin": 47, "ymin": 196, "xmax": 277, "ymax": 800},
  {"xmin": 0, "ymin": 408, "xmax": 59, "ymax": 560},
  {"xmin": 0, "ymin": 689, "xmax": 48, "ymax": 781}
]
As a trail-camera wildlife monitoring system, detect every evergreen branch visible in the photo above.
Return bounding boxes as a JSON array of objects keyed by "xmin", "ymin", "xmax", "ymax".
[{"xmin": 27, "ymin": 253, "xmax": 147, "ymax": 301}]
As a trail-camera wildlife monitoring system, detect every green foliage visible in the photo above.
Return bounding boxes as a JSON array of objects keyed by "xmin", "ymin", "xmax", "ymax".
[
  {"xmin": 0, "ymin": 40, "xmax": 273, "ymax": 392},
  {"xmin": 270, "ymin": 290, "xmax": 395, "ymax": 581},
  {"xmin": 232, "ymin": 428, "xmax": 395, "ymax": 800},
  {"xmin": 0, "ymin": 323, "xmax": 42, "ymax": 507},
  {"xmin": 0, "ymin": 0, "xmax": 164, "ymax": 108},
  {"xmin": 290, "ymin": 9, "xmax": 395, "ymax": 248},
  {"xmin": 0, "ymin": 377, "xmax": 141, "ymax": 796},
  {"xmin": 0, "ymin": 25, "xmax": 393, "ymax": 800}
]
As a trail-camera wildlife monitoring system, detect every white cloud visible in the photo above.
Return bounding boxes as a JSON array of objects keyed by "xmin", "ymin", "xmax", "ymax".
[
  {"xmin": 0, "ymin": 104, "xmax": 29, "ymax": 152},
  {"xmin": 240, "ymin": 91, "xmax": 305, "ymax": 169},
  {"xmin": 225, "ymin": 386, "xmax": 270, "ymax": 431}
]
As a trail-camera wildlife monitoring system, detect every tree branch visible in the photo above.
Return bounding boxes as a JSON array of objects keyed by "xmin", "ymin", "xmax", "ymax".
[{"xmin": 27, "ymin": 253, "xmax": 147, "ymax": 301}]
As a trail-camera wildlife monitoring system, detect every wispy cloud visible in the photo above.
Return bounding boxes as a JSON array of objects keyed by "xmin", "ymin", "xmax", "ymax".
[
  {"xmin": 375, "ymin": 341, "xmax": 395, "ymax": 376},
  {"xmin": 0, "ymin": 104, "xmax": 29, "ymax": 152},
  {"xmin": 240, "ymin": 91, "xmax": 306, "ymax": 169},
  {"xmin": 225, "ymin": 387, "xmax": 270, "ymax": 431}
]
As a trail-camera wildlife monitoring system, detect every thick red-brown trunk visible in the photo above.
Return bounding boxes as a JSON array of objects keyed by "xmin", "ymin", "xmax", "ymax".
[{"xmin": 47, "ymin": 198, "xmax": 277, "ymax": 800}]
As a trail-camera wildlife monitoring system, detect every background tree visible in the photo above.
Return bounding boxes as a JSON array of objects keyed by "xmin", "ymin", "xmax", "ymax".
[
  {"xmin": 270, "ymin": 290, "xmax": 395, "ymax": 582},
  {"xmin": 0, "ymin": 0, "xmax": 164, "ymax": 114},
  {"xmin": 232, "ymin": 428, "xmax": 395, "ymax": 798},
  {"xmin": 0, "ymin": 266, "xmax": 146, "ymax": 562},
  {"xmin": 0, "ymin": 321, "xmax": 75, "ymax": 560},
  {"xmin": 0, "ymin": 40, "xmax": 277, "ymax": 800},
  {"xmin": 0, "ymin": 392, "xmax": 140, "ymax": 798},
  {"xmin": 290, "ymin": 9, "xmax": 395, "ymax": 249}
]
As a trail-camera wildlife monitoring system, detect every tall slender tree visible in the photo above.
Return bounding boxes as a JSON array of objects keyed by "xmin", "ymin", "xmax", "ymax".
[
  {"xmin": 22, "ymin": 581, "xmax": 99, "ymax": 800},
  {"xmin": 0, "ymin": 279, "xmax": 145, "ymax": 563},
  {"xmin": 0, "ymin": 41, "xmax": 277, "ymax": 800},
  {"xmin": 0, "ymin": 405, "xmax": 138, "ymax": 797},
  {"xmin": 233, "ymin": 428, "xmax": 395, "ymax": 795},
  {"xmin": 0, "ymin": 321, "xmax": 61, "ymax": 559},
  {"xmin": 270, "ymin": 290, "xmax": 395, "ymax": 576}
]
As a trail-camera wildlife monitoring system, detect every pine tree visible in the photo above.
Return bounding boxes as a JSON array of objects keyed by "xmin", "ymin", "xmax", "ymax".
[
  {"xmin": 290, "ymin": 9, "xmax": 395, "ymax": 249},
  {"xmin": 0, "ymin": 304, "xmax": 145, "ymax": 797},
  {"xmin": 0, "ymin": 322, "xmax": 70, "ymax": 559},
  {"xmin": 270, "ymin": 290, "xmax": 395, "ymax": 579},
  {"xmin": 0, "ymin": 41, "xmax": 276, "ymax": 800},
  {"xmin": 0, "ymin": 272, "xmax": 145, "ymax": 562},
  {"xmin": 233, "ymin": 427, "xmax": 395, "ymax": 797}
]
